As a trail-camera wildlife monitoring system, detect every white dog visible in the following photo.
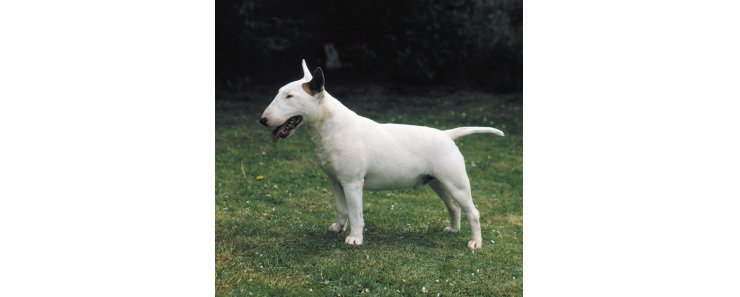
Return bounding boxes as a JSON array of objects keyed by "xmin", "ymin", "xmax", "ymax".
[{"xmin": 260, "ymin": 60, "xmax": 504, "ymax": 249}]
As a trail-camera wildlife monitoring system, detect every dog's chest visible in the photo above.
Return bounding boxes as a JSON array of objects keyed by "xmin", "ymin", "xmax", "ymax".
[
  {"xmin": 310, "ymin": 132, "xmax": 366, "ymax": 178},
  {"xmin": 313, "ymin": 145, "xmax": 333, "ymax": 170},
  {"xmin": 310, "ymin": 134, "xmax": 346, "ymax": 173}
]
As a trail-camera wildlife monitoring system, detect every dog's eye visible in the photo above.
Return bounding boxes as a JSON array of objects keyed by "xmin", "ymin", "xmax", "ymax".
[{"xmin": 286, "ymin": 95, "xmax": 293, "ymax": 99}]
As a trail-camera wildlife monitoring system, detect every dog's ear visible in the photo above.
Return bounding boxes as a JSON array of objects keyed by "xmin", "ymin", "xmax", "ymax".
[
  {"xmin": 309, "ymin": 67, "xmax": 324, "ymax": 92},
  {"xmin": 303, "ymin": 67, "xmax": 324, "ymax": 96},
  {"xmin": 301, "ymin": 59, "xmax": 312, "ymax": 81}
]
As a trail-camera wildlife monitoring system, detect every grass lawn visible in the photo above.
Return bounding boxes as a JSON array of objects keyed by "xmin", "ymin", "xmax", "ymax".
[{"xmin": 216, "ymin": 83, "xmax": 523, "ymax": 296}]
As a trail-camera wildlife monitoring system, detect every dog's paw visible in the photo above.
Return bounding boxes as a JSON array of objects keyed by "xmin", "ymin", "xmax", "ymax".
[
  {"xmin": 442, "ymin": 227, "xmax": 460, "ymax": 233},
  {"xmin": 467, "ymin": 239, "xmax": 483, "ymax": 249},
  {"xmin": 328, "ymin": 223, "xmax": 346, "ymax": 233},
  {"xmin": 344, "ymin": 235, "xmax": 363, "ymax": 246}
]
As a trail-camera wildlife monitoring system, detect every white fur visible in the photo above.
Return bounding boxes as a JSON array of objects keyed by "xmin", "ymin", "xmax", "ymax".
[{"xmin": 260, "ymin": 60, "xmax": 504, "ymax": 249}]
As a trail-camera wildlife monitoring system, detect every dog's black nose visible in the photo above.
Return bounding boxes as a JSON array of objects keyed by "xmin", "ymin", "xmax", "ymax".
[{"xmin": 259, "ymin": 117, "xmax": 269, "ymax": 127}]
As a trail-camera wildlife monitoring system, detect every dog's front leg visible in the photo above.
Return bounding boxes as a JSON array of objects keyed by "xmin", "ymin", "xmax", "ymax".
[
  {"xmin": 328, "ymin": 179, "xmax": 348, "ymax": 233},
  {"xmin": 341, "ymin": 180, "xmax": 364, "ymax": 245}
]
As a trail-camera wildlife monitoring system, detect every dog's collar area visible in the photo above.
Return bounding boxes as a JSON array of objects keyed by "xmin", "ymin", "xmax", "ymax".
[{"xmin": 271, "ymin": 116, "xmax": 303, "ymax": 142}]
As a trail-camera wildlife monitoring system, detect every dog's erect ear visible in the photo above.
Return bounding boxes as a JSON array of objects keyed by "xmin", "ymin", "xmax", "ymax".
[
  {"xmin": 309, "ymin": 67, "xmax": 324, "ymax": 92},
  {"xmin": 303, "ymin": 67, "xmax": 324, "ymax": 96},
  {"xmin": 301, "ymin": 59, "xmax": 312, "ymax": 81}
]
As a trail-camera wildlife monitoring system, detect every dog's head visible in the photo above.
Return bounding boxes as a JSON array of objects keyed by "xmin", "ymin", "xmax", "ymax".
[{"xmin": 260, "ymin": 59, "xmax": 325, "ymax": 142}]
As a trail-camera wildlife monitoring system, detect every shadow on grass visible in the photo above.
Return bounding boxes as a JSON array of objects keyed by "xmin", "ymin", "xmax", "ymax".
[{"xmin": 227, "ymin": 220, "xmax": 471, "ymax": 259}]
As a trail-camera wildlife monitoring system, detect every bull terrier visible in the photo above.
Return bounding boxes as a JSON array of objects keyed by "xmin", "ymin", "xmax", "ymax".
[{"xmin": 260, "ymin": 60, "xmax": 504, "ymax": 249}]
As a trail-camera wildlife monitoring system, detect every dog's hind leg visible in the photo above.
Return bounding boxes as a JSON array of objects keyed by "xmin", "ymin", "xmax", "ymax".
[
  {"xmin": 447, "ymin": 183, "xmax": 482, "ymax": 249},
  {"xmin": 432, "ymin": 160, "xmax": 483, "ymax": 249},
  {"xmin": 328, "ymin": 178, "xmax": 348, "ymax": 233},
  {"xmin": 456, "ymin": 190, "xmax": 483, "ymax": 249},
  {"xmin": 430, "ymin": 180, "xmax": 461, "ymax": 233}
]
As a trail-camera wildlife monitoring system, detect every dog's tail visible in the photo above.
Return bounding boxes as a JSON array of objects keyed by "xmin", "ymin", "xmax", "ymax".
[{"xmin": 444, "ymin": 127, "xmax": 505, "ymax": 140}]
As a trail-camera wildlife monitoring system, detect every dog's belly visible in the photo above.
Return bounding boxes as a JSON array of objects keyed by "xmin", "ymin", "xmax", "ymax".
[{"xmin": 362, "ymin": 170, "xmax": 429, "ymax": 191}]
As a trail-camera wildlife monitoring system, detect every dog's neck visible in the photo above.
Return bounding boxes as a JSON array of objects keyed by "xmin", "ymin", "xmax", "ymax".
[{"xmin": 304, "ymin": 91, "xmax": 357, "ymax": 147}]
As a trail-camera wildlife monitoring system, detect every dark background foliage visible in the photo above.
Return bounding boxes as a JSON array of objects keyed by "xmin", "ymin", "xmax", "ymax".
[{"xmin": 216, "ymin": 0, "xmax": 522, "ymax": 95}]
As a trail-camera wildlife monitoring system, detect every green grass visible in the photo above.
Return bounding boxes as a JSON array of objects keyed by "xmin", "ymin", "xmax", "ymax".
[{"xmin": 216, "ymin": 84, "xmax": 522, "ymax": 296}]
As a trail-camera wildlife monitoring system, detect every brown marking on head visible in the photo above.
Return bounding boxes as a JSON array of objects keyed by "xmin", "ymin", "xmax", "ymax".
[
  {"xmin": 302, "ymin": 82, "xmax": 316, "ymax": 96},
  {"xmin": 302, "ymin": 67, "xmax": 324, "ymax": 96}
]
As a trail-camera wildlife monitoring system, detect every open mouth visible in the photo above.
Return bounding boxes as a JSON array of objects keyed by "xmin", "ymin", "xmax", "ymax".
[{"xmin": 271, "ymin": 116, "xmax": 303, "ymax": 142}]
